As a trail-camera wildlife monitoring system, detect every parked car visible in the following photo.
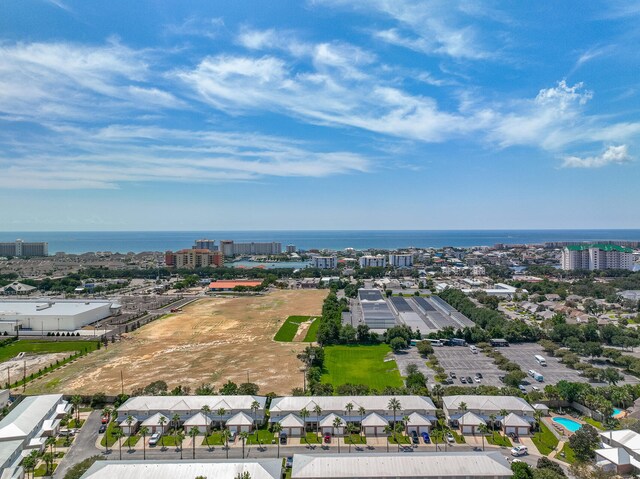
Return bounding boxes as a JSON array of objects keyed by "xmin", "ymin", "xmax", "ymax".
[
  {"xmin": 421, "ymin": 432, "xmax": 430, "ymax": 444},
  {"xmin": 101, "ymin": 416, "xmax": 109, "ymax": 424},
  {"xmin": 148, "ymin": 433, "xmax": 161, "ymax": 446},
  {"xmin": 280, "ymin": 432, "xmax": 288, "ymax": 445},
  {"xmin": 229, "ymin": 430, "xmax": 237, "ymax": 442},
  {"xmin": 466, "ymin": 376, "xmax": 473, "ymax": 384},
  {"xmin": 410, "ymin": 431, "xmax": 419, "ymax": 444},
  {"xmin": 324, "ymin": 433, "xmax": 331, "ymax": 444},
  {"xmin": 446, "ymin": 432, "xmax": 455, "ymax": 443},
  {"xmin": 474, "ymin": 377, "xmax": 481, "ymax": 383},
  {"xmin": 475, "ymin": 373, "xmax": 483, "ymax": 379},
  {"xmin": 285, "ymin": 457, "xmax": 293, "ymax": 468},
  {"xmin": 460, "ymin": 377, "xmax": 467, "ymax": 384},
  {"xmin": 58, "ymin": 429, "xmax": 75, "ymax": 437},
  {"xmin": 449, "ymin": 372, "xmax": 457, "ymax": 378},
  {"xmin": 511, "ymin": 446, "xmax": 528, "ymax": 457},
  {"xmin": 98, "ymin": 425, "xmax": 106, "ymax": 434},
  {"xmin": 532, "ymin": 385, "xmax": 540, "ymax": 392},
  {"xmin": 498, "ymin": 375, "xmax": 505, "ymax": 382},
  {"xmin": 518, "ymin": 385, "xmax": 527, "ymax": 393}
]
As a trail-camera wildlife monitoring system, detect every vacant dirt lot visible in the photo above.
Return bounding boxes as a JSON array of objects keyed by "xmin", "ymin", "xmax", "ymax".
[{"xmin": 26, "ymin": 290, "xmax": 327, "ymax": 395}]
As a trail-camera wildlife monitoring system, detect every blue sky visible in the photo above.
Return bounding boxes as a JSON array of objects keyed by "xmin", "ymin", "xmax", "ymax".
[{"xmin": 1, "ymin": 0, "xmax": 639, "ymax": 231}]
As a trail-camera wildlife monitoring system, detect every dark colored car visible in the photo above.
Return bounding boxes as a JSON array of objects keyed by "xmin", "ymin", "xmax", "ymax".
[
  {"xmin": 449, "ymin": 372, "xmax": 456, "ymax": 378},
  {"xmin": 466, "ymin": 376, "xmax": 473, "ymax": 383},
  {"xmin": 476, "ymin": 373, "xmax": 483, "ymax": 379},
  {"xmin": 411, "ymin": 431, "xmax": 419, "ymax": 444},
  {"xmin": 460, "ymin": 377, "xmax": 467, "ymax": 384},
  {"xmin": 98, "ymin": 425, "xmax": 106, "ymax": 434},
  {"xmin": 421, "ymin": 431, "xmax": 430, "ymax": 443},
  {"xmin": 279, "ymin": 432, "xmax": 287, "ymax": 445}
]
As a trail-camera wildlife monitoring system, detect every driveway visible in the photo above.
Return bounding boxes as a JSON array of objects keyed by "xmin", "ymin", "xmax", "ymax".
[{"xmin": 53, "ymin": 410, "xmax": 102, "ymax": 478}]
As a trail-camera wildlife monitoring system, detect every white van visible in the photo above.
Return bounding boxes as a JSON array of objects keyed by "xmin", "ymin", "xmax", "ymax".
[{"xmin": 469, "ymin": 345, "xmax": 478, "ymax": 354}]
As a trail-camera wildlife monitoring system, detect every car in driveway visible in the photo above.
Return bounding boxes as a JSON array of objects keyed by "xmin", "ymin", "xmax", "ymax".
[
  {"xmin": 148, "ymin": 433, "xmax": 161, "ymax": 446},
  {"xmin": 446, "ymin": 432, "xmax": 455, "ymax": 443},
  {"xmin": 98, "ymin": 425, "xmax": 106, "ymax": 434},
  {"xmin": 324, "ymin": 433, "xmax": 331, "ymax": 444},
  {"xmin": 421, "ymin": 432, "xmax": 430, "ymax": 443},
  {"xmin": 410, "ymin": 431, "xmax": 419, "ymax": 444},
  {"xmin": 280, "ymin": 432, "xmax": 288, "ymax": 445},
  {"xmin": 285, "ymin": 457, "xmax": 293, "ymax": 468}
]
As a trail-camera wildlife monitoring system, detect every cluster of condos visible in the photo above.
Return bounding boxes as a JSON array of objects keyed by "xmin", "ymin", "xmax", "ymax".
[
  {"xmin": 0, "ymin": 240, "xmax": 48, "ymax": 257},
  {"xmin": 164, "ymin": 239, "xmax": 291, "ymax": 268},
  {"xmin": 561, "ymin": 244, "xmax": 634, "ymax": 271},
  {"xmin": 312, "ymin": 253, "xmax": 414, "ymax": 270}
]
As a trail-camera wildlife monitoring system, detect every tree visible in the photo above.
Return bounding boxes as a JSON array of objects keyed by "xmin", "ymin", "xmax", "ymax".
[
  {"xmin": 220, "ymin": 380, "xmax": 238, "ymax": 395},
  {"xmin": 459, "ymin": 402, "xmax": 468, "ymax": 412},
  {"xmin": 358, "ymin": 406, "xmax": 366, "ymax": 431},
  {"xmin": 511, "ymin": 461, "xmax": 533, "ymax": 479},
  {"xmin": 113, "ymin": 428, "xmax": 124, "ymax": 460},
  {"xmin": 201, "ymin": 405, "xmax": 212, "ymax": 447},
  {"xmin": 569, "ymin": 424, "xmax": 600, "ymax": 462},
  {"xmin": 300, "ymin": 408, "xmax": 310, "ymax": 435},
  {"xmin": 125, "ymin": 415, "xmax": 135, "ymax": 452},
  {"xmin": 239, "ymin": 431, "xmax": 249, "ymax": 459},
  {"xmin": 313, "ymin": 404, "xmax": 323, "ymax": 439},
  {"xmin": 250, "ymin": 401, "xmax": 260, "ymax": 429},
  {"xmin": 599, "ymin": 367, "xmax": 623, "ymax": 386},
  {"xmin": 139, "ymin": 426, "xmax": 149, "ymax": 460},
  {"xmin": 272, "ymin": 422, "xmax": 283, "ymax": 458},
  {"xmin": 172, "ymin": 413, "xmax": 181, "ymax": 432},
  {"xmin": 536, "ymin": 457, "xmax": 566, "ymax": 477},
  {"xmin": 345, "ymin": 402, "xmax": 354, "ymax": 432},
  {"xmin": 390, "ymin": 336, "xmax": 407, "ymax": 352},
  {"xmin": 383, "ymin": 424, "xmax": 392, "ymax": 452},
  {"xmin": 222, "ymin": 429, "xmax": 231, "ymax": 459},
  {"xmin": 71, "ymin": 395, "xmax": 82, "ymax": 425},
  {"xmin": 176, "ymin": 430, "xmax": 185, "ymax": 460},
  {"xmin": 22, "ymin": 452, "xmax": 36, "ymax": 479},
  {"xmin": 188, "ymin": 426, "xmax": 199, "ymax": 459},
  {"xmin": 216, "ymin": 408, "xmax": 226, "ymax": 430},
  {"xmin": 43, "ymin": 452, "xmax": 55, "ymax": 476},
  {"xmin": 332, "ymin": 416, "xmax": 343, "ymax": 453},
  {"xmin": 387, "ymin": 397, "xmax": 402, "ymax": 444},
  {"xmin": 499, "ymin": 409, "xmax": 509, "ymax": 437},
  {"xmin": 158, "ymin": 416, "xmax": 167, "ymax": 450},
  {"xmin": 234, "ymin": 473, "xmax": 252, "ymax": 479},
  {"xmin": 478, "ymin": 423, "xmax": 489, "ymax": 451}
]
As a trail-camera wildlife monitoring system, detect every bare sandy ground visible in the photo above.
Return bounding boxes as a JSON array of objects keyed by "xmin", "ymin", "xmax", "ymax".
[
  {"xmin": 1, "ymin": 352, "xmax": 70, "ymax": 385},
  {"xmin": 25, "ymin": 290, "xmax": 327, "ymax": 395}
]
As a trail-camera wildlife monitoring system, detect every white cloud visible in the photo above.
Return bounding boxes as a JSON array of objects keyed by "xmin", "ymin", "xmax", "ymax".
[
  {"xmin": 165, "ymin": 17, "xmax": 225, "ymax": 39},
  {"xmin": 562, "ymin": 145, "xmax": 633, "ymax": 168}
]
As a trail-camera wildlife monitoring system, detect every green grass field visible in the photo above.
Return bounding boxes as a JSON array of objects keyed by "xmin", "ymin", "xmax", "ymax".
[
  {"xmin": 320, "ymin": 344, "xmax": 403, "ymax": 390},
  {"xmin": 247, "ymin": 429, "xmax": 274, "ymax": 445},
  {"xmin": 274, "ymin": 316, "xmax": 310, "ymax": 342},
  {"xmin": 557, "ymin": 443, "xmax": 576, "ymax": 464},
  {"xmin": 303, "ymin": 318, "xmax": 320, "ymax": 342},
  {"xmin": 486, "ymin": 431, "xmax": 512, "ymax": 447},
  {"xmin": 531, "ymin": 423, "xmax": 559, "ymax": 455},
  {"xmin": 0, "ymin": 339, "xmax": 97, "ymax": 362}
]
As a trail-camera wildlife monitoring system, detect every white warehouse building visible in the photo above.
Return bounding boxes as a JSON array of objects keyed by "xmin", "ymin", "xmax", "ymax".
[{"xmin": 0, "ymin": 300, "xmax": 120, "ymax": 334}]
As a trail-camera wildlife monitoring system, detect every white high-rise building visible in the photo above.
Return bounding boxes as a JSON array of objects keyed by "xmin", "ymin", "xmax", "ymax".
[
  {"xmin": 388, "ymin": 253, "xmax": 413, "ymax": 268},
  {"xmin": 313, "ymin": 256, "xmax": 337, "ymax": 269},
  {"xmin": 561, "ymin": 244, "xmax": 634, "ymax": 271},
  {"xmin": 359, "ymin": 255, "xmax": 386, "ymax": 268}
]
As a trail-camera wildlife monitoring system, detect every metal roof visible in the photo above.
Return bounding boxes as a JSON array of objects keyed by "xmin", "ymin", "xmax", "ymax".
[
  {"xmin": 271, "ymin": 396, "xmax": 436, "ymax": 414},
  {"xmin": 118, "ymin": 395, "xmax": 266, "ymax": 413},
  {"xmin": 443, "ymin": 395, "xmax": 534, "ymax": 414},
  {"xmin": 0, "ymin": 300, "xmax": 115, "ymax": 317},
  {"xmin": 291, "ymin": 452, "xmax": 513, "ymax": 478},
  {"xmin": 80, "ymin": 459, "xmax": 282, "ymax": 479},
  {"xmin": 566, "ymin": 244, "xmax": 632, "ymax": 252},
  {"xmin": 0, "ymin": 394, "xmax": 63, "ymax": 440}
]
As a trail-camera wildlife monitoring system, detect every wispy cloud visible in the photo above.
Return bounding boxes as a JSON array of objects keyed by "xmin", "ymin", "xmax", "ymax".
[
  {"xmin": 42, "ymin": 0, "xmax": 72, "ymax": 12},
  {"xmin": 164, "ymin": 17, "xmax": 226, "ymax": 39},
  {"xmin": 562, "ymin": 145, "xmax": 633, "ymax": 168}
]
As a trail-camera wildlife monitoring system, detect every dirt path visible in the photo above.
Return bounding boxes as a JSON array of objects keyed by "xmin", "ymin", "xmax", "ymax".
[
  {"xmin": 25, "ymin": 290, "xmax": 327, "ymax": 395},
  {"xmin": 293, "ymin": 317, "xmax": 316, "ymax": 342}
]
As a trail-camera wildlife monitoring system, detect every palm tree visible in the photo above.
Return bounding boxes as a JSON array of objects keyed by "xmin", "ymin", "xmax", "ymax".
[
  {"xmin": 459, "ymin": 401, "xmax": 468, "ymax": 413},
  {"xmin": 345, "ymin": 402, "xmax": 354, "ymax": 430},
  {"xmin": 358, "ymin": 406, "xmax": 366, "ymax": 434},
  {"xmin": 114, "ymin": 428, "xmax": 124, "ymax": 460},
  {"xmin": 332, "ymin": 417, "xmax": 343, "ymax": 454},
  {"xmin": 489, "ymin": 413, "xmax": 497, "ymax": 432},
  {"xmin": 387, "ymin": 398, "xmax": 402, "ymax": 444},
  {"xmin": 172, "ymin": 413, "xmax": 181, "ymax": 433},
  {"xmin": 216, "ymin": 407, "xmax": 227, "ymax": 430},
  {"xmin": 201, "ymin": 405, "xmax": 212, "ymax": 432},
  {"xmin": 45, "ymin": 436, "xmax": 55, "ymax": 457},
  {"xmin": 499, "ymin": 409, "xmax": 509, "ymax": 437},
  {"xmin": 313, "ymin": 404, "xmax": 323, "ymax": 440},
  {"xmin": 402, "ymin": 415, "xmax": 410, "ymax": 438},
  {"xmin": 125, "ymin": 415, "xmax": 135, "ymax": 452},
  {"xmin": 43, "ymin": 452, "xmax": 54, "ymax": 475},
  {"xmin": 176, "ymin": 430, "xmax": 185, "ymax": 460},
  {"xmin": 22, "ymin": 453, "xmax": 36, "ymax": 479},
  {"xmin": 71, "ymin": 395, "xmax": 82, "ymax": 425},
  {"xmin": 239, "ymin": 431, "xmax": 249, "ymax": 459},
  {"xmin": 189, "ymin": 426, "xmax": 199, "ymax": 459},
  {"xmin": 139, "ymin": 426, "xmax": 149, "ymax": 460},
  {"xmin": 478, "ymin": 424, "xmax": 489, "ymax": 451},
  {"xmin": 383, "ymin": 424, "xmax": 392, "ymax": 452},
  {"xmin": 300, "ymin": 408, "xmax": 310, "ymax": 436},
  {"xmin": 272, "ymin": 422, "xmax": 283, "ymax": 458},
  {"xmin": 432, "ymin": 385, "xmax": 444, "ymax": 404},
  {"xmin": 158, "ymin": 416, "xmax": 167, "ymax": 450},
  {"xmin": 222, "ymin": 429, "xmax": 231, "ymax": 459},
  {"xmin": 251, "ymin": 401, "xmax": 260, "ymax": 428},
  {"xmin": 346, "ymin": 423, "xmax": 358, "ymax": 453}
]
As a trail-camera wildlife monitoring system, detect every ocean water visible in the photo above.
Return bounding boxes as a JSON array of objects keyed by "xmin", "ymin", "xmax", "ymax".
[{"xmin": 0, "ymin": 230, "xmax": 639, "ymax": 254}]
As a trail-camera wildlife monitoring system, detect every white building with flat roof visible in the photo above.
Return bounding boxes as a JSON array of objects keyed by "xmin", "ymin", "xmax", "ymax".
[
  {"xmin": 312, "ymin": 256, "xmax": 337, "ymax": 269},
  {"xmin": 562, "ymin": 244, "xmax": 634, "ymax": 271},
  {"xmin": 291, "ymin": 452, "xmax": 513, "ymax": 479},
  {"xmin": 359, "ymin": 255, "xmax": 386, "ymax": 268},
  {"xmin": 0, "ymin": 300, "xmax": 120, "ymax": 334},
  {"xmin": 79, "ymin": 459, "xmax": 283, "ymax": 479},
  {"xmin": 389, "ymin": 253, "xmax": 413, "ymax": 268}
]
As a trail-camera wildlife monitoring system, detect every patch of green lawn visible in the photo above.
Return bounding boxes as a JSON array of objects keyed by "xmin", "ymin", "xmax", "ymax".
[
  {"xmin": 55, "ymin": 437, "xmax": 73, "ymax": 447},
  {"xmin": 320, "ymin": 344, "xmax": 403, "ymax": 390},
  {"xmin": 532, "ymin": 422, "xmax": 559, "ymax": 455},
  {"xmin": 274, "ymin": 316, "xmax": 310, "ymax": 342},
  {"xmin": 583, "ymin": 417, "xmax": 603, "ymax": 430},
  {"xmin": 34, "ymin": 464, "xmax": 57, "ymax": 477},
  {"xmin": 304, "ymin": 432, "xmax": 321, "ymax": 444},
  {"xmin": 0, "ymin": 340, "xmax": 97, "ymax": 362},
  {"xmin": 100, "ymin": 422, "xmax": 120, "ymax": 448},
  {"xmin": 557, "ymin": 443, "xmax": 576, "ymax": 464},
  {"xmin": 68, "ymin": 419, "xmax": 85, "ymax": 428},
  {"xmin": 303, "ymin": 318, "xmax": 320, "ymax": 342},
  {"xmin": 344, "ymin": 434, "xmax": 366, "ymax": 444},
  {"xmin": 388, "ymin": 434, "xmax": 410, "ymax": 444},
  {"xmin": 247, "ymin": 429, "xmax": 274, "ymax": 445},
  {"xmin": 486, "ymin": 431, "xmax": 512, "ymax": 447},
  {"xmin": 451, "ymin": 430, "xmax": 466, "ymax": 444},
  {"xmin": 201, "ymin": 432, "xmax": 225, "ymax": 446},
  {"xmin": 123, "ymin": 435, "xmax": 140, "ymax": 447}
]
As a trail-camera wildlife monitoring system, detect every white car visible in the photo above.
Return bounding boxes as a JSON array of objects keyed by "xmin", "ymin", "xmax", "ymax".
[
  {"xmin": 148, "ymin": 433, "xmax": 161, "ymax": 446},
  {"xmin": 511, "ymin": 446, "xmax": 528, "ymax": 457}
]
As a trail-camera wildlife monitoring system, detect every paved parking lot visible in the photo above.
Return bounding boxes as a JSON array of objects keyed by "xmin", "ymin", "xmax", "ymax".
[
  {"xmin": 501, "ymin": 343, "xmax": 640, "ymax": 388},
  {"xmin": 433, "ymin": 347, "xmax": 504, "ymax": 388}
]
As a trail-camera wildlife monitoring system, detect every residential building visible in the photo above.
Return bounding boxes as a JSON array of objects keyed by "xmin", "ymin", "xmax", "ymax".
[
  {"xmin": 0, "ymin": 282, "xmax": 36, "ymax": 295},
  {"xmin": 0, "ymin": 300, "xmax": 120, "ymax": 334},
  {"xmin": 0, "ymin": 394, "xmax": 70, "ymax": 478},
  {"xmin": 218, "ymin": 241, "xmax": 282, "ymax": 257},
  {"xmin": 291, "ymin": 452, "xmax": 513, "ymax": 479},
  {"xmin": 117, "ymin": 395, "xmax": 267, "ymax": 432},
  {"xmin": 359, "ymin": 255, "xmax": 386, "ymax": 268},
  {"xmin": 597, "ymin": 429, "xmax": 640, "ymax": 474},
  {"xmin": 443, "ymin": 395, "xmax": 534, "ymax": 435},
  {"xmin": 312, "ymin": 256, "xmax": 337, "ymax": 269},
  {"xmin": 164, "ymin": 249, "xmax": 224, "ymax": 268},
  {"xmin": 79, "ymin": 459, "xmax": 282, "ymax": 479},
  {"xmin": 286, "ymin": 244, "xmax": 297, "ymax": 253},
  {"xmin": 269, "ymin": 396, "xmax": 437, "ymax": 437},
  {"xmin": 388, "ymin": 253, "xmax": 413, "ymax": 268},
  {"xmin": 0, "ymin": 240, "xmax": 48, "ymax": 257},
  {"xmin": 561, "ymin": 244, "xmax": 634, "ymax": 271},
  {"xmin": 193, "ymin": 239, "xmax": 217, "ymax": 251}
]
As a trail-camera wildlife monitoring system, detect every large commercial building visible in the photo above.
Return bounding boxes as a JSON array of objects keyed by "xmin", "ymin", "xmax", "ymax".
[
  {"xmin": 357, "ymin": 289, "xmax": 397, "ymax": 330},
  {"xmin": 0, "ymin": 239, "xmax": 48, "ymax": 257},
  {"xmin": 219, "ymin": 240, "xmax": 282, "ymax": 257},
  {"xmin": 0, "ymin": 394, "xmax": 70, "ymax": 478},
  {"xmin": 165, "ymin": 249, "xmax": 224, "ymax": 268},
  {"xmin": 193, "ymin": 239, "xmax": 217, "ymax": 251},
  {"xmin": 312, "ymin": 256, "xmax": 337, "ymax": 269},
  {"xmin": 388, "ymin": 253, "xmax": 413, "ymax": 268},
  {"xmin": 561, "ymin": 244, "xmax": 634, "ymax": 271},
  {"xmin": 359, "ymin": 255, "xmax": 386, "ymax": 268},
  {"xmin": 0, "ymin": 299, "xmax": 120, "ymax": 334}
]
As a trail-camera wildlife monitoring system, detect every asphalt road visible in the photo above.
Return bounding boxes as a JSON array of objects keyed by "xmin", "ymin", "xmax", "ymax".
[{"xmin": 53, "ymin": 410, "xmax": 102, "ymax": 478}]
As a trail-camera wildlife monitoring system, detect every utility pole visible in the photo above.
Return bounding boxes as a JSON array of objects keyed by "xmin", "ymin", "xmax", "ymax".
[
  {"xmin": 23, "ymin": 361, "xmax": 26, "ymax": 392},
  {"xmin": 120, "ymin": 370, "xmax": 124, "ymax": 395}
]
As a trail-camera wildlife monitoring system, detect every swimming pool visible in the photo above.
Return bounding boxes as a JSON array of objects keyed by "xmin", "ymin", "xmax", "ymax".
[
  {"xmin": 553, "ymin": 417, "xmax": 582, "ymax": 432},
  {"xmin": 613, "ymin": 408, "xmax": 623, "ymax": 416}
]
